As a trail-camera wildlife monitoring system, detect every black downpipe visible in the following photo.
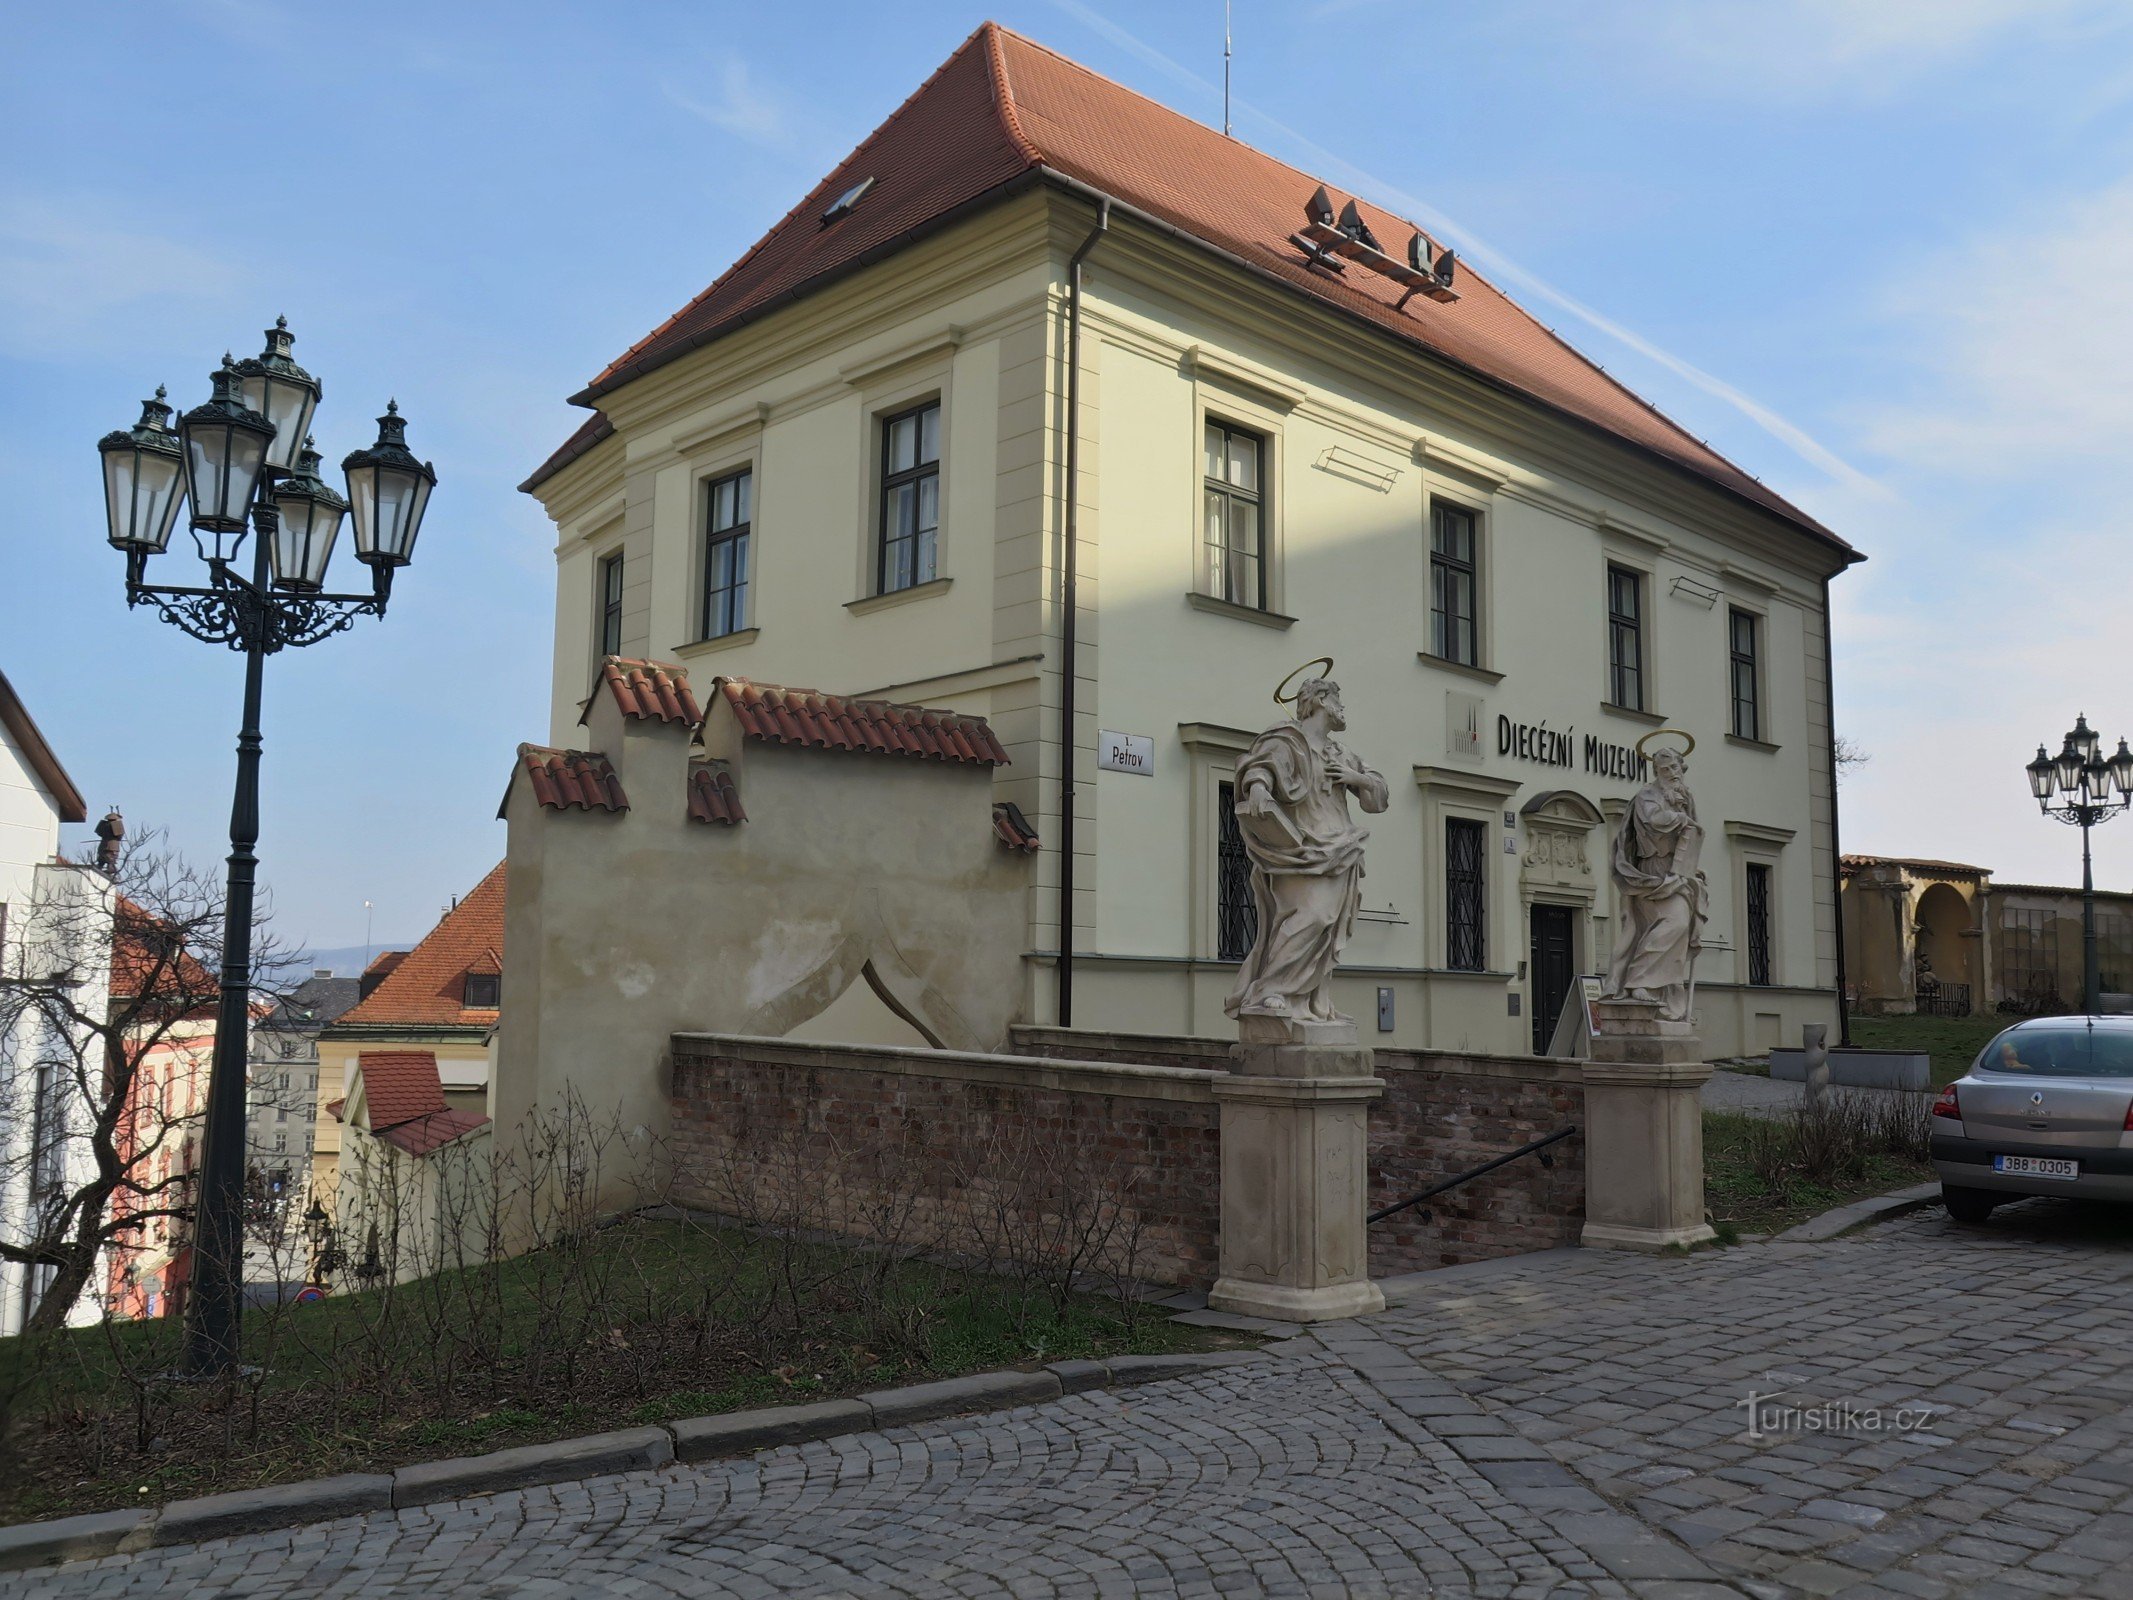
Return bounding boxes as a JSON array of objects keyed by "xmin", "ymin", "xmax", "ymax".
[
  {"xmin": 1057, "ymin": 199, "xmax": 1110, "ymax": 1029},
  {"xmin": 1822, "ymin": 573, "xmax": 1853, "ymax": 1047}
]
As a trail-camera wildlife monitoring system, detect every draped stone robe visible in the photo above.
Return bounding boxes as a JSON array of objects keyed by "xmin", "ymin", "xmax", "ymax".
[
  {"xmin": 1224, "ymin": 724, "xmax": 1388, "ymax": 1023},
  {"xmin": 1603, "ymin": 773, "xmax": 1709, "ymax": 1020}
]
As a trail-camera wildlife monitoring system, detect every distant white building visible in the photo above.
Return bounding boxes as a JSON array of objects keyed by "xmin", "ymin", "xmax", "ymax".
[{"xmin": 0, "ymin": 669, "xmax": 110, "ymax": 1336}]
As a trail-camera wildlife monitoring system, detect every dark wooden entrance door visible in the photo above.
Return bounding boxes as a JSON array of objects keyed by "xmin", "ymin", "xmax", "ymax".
[{"xmin": 1529, "ymin": 904, "xmax": 1575, "ymax": 1054}]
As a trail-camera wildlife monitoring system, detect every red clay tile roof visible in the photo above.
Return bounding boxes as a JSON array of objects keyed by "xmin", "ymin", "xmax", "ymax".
[
  {"xmin": 109, "ymin": 897, "xmax": 218, "ymax": 1012},
  {"xmin": 687, "ymin": 762, "xmax": 746, "ymax": 825},
  {"xmin": 716, "ymin": 677, "xmax": 1010, "ymax": 766},
  {"xmin": 377, "ymin": 1107, "xmax": 490, "ymax": 1158},
  {"xmin": 354, "ymin": 1049, "xmax": 447, "ymax": 1129},
  {"xmin": 992, "ymin": 800, "xmax": 1039, "ymax": 853},
  {"xmin": 464, "ymin": 946, "xmax": 502, "ymax": 977},
  {"xmin": 530, "ymin": 23, "xmax": 1846, "ymax": 554},
  {"xmin": 363, "ymin": 950, "xmax": 407, "ymax": 982},
  {"xmin": 520, "ymin": 411, "xmax": 613, "ymax": 494},
  {"xmin": 334, "ymin": 862, "xmax": 506, "ymax": 1030},
  {"xmin": 324, "ymin": 1096, "xmax": 346, "ymax": 1121},
  {"xmin": 592, "ymin": 656, "xmax": 702, "ymax": 728},
  {"xmin": 518, "ymin": 745, "xmax": 629, "ymax": 813}
]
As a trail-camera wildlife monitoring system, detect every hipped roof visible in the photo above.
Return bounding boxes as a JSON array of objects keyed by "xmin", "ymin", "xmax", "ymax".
[{"xmin": 525, "ymin": 23, "xmax": 1848, "ymax": 557}]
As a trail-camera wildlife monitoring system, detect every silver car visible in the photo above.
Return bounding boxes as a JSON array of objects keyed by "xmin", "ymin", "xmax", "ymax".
[{"xmin": 1932, "ymin": 1016, "xmax": 2133, "ymax": 1222}]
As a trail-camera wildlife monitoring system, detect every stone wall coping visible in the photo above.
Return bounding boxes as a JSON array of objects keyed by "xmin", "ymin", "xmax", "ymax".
[
  {"xmin": 672, "ymin": 1032, "xmax": 1226, "ymax": 1103},
  {"xmin": 0, "ymin": 1352, "xmax": 1272, "ymax": 1571},
  {"xmin": 1011, "ymin": 1025, "xmax": 1586, "ymax": 1088}
]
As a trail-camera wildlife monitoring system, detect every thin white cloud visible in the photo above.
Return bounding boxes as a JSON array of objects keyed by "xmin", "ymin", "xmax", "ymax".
[
  {"xmin": 1611, "ymin": 0, "xmax": 2129, "ymax": 97},
  {"xmin": 0, "ymin": 197, "xmax": 243, "ymax": 359},
  {"xmin": 662, "ymin": 58, "xmax": 795, "ymax": 151},
  {"xmin": 1863, "ymin": 177, "xmax": 2133, "ymax": 481},
  {"xmin": 1046, "ymin": 0, "xmax": 1885, "ymax": 500}
]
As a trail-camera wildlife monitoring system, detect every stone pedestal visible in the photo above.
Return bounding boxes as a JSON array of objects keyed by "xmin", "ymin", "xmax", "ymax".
[
  {"xmin": 1208, "ymin": 1017, "xmax": 1386, "ymax": 1323},
  {"xmin": 1580, "ymin": 1000, "xmax": 1715, "ymax": 1252}
]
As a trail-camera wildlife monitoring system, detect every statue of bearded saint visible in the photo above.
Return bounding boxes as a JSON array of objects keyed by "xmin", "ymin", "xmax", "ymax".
[
  {"xmin": 1225, "ymin": 678, "xmax": 1389, "ymax": 1025},
  {"xmin": 1602, "ymin": 745, "xmax": 1710, "ymax": 1021}
]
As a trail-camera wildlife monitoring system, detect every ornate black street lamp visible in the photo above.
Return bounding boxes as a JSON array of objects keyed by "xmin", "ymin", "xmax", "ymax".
[
  {"xmin": 98, "ymin": 319, "xmax": 435, "ymax": 1377},
  {"xmin": 2024, "ymin": 713, "xmax": 2133, "ymax": 1015}
]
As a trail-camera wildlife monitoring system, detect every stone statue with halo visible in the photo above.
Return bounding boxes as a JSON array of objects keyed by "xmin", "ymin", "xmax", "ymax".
[
  {"xmin": 1224, "ymin": 658, "xmax": 1388, "ymax": 1031},
  {"xmin": 1602, "ymin": 729, "xmax": 1709, "ymax": 1022}
]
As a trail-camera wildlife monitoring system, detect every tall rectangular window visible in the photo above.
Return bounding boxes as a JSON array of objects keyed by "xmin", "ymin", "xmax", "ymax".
[
  {"xmin": 701, "ymin": 467, "xmax": 752, "ymax": 639},
  {"xmin": 1217, "ymin": 780, "xmax": 1258, "ymax": 961},
  {"xmin": 597, "ymin": 551, "xmax": 624, "ymax": 659},
  {"xmin": 1430, "ymin": 503, "xmax": 1479, "ymax": 666},
  {"xmin": 878, "ymin": 401, "xmax": 940, "ymax": 594},
  {"xmin": 1607, "ymin": 565, "xmax": 1644, "ymax": 711},
  {"xmin": 1203, "ymin": 421, "xmax": 1265, "ymax": 609},
  {"xmin": 1729, "ymin": 607, "xmax": 1761, "ymax": 742},
  {"xmin": 1445, "ymin": 817, "xmax": 1487, "ymax": 972},
  {"xmin": 1745, "ymin": 863, "xmax": 1773, "ymax": 987}
]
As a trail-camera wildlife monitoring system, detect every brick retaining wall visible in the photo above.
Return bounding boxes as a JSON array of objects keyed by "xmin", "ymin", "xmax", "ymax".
[
  {"xmin": 1013, "ymin": 1027, "xmax": 1586, "ymax": 1274},
  {"xmin": 669, "ymin": 1034, "xmax": 1225, "ymax": 1288}
]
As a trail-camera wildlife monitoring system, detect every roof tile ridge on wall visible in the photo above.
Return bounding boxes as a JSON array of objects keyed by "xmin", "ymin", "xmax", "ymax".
[{"xmin": 578, "ymin": 22, "xmax": 1031, "ymax": 399}]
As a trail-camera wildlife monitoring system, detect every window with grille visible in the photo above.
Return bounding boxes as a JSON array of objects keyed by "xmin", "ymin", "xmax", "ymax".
[
  {"xmin": 1430, "ymin": 503, "xmax": 1479, "ymax": 667},
  {"xmin": 1446, "ymin": 817, "xmax": 1486, "ymax": 971},
  {"xmin": 1203, "ymin": 421, "xmax": 1266, "ymax": 609},
  {"xmin": 1745, "ymin": 863, "xmax": 1774, "ymax": 986},
  {"xmin": 1607, "ymin": 564, "xmax": 1644, "ymax": 711},
  {"xmin": 878, "ymin": 400, "xmax": 940, "ymax": 594},
  {"xmin": 1217, "ymin": 780, "xmax": 1258, "ymax": 961},
  {"xmin": 1729, "ymin": 607, "xmax": 1761, "ymax": 742},
  {"xmin": 701, "ymin": 467, "xmax": 752, "ymax": 639},
  {"xmin": 597, "ymin": 550, "xmax": 624, "ymax": 658},
  {"xmin": 1999, "ymin": 908, "xmax": 2061, "ymax": 1010}
]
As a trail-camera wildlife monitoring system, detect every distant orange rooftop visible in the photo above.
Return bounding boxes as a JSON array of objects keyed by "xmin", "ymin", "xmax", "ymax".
[
  {"xmin": 332, "ymin": 862, "xmax": 506, "ymax": 1031},
  {"xmin": 524, "ymin": 22, "xmax": 1849, "ymax": 558}
]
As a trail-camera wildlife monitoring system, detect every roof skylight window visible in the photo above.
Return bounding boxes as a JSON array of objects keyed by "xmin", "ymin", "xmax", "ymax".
[{"xmin": 822, "ymin": 176, "xmax": 877, "ymax": 225}]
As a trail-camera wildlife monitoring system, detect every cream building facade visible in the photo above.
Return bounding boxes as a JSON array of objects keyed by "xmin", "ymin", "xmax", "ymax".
[{"xmin": 522, "ymin": 24, "xmax": 1856, "ymax": 1063}]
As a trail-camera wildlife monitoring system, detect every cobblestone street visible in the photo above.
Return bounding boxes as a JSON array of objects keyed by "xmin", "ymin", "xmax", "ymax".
[{"xmin": 13, "ymin": 1198, "xmax": 2133, "ymax": 1598}]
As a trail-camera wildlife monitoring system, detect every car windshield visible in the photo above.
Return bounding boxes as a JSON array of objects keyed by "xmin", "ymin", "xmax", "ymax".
[{"xmin": 1976, "ymin": 1022, "xmax": 2133, "ymax": 1079}]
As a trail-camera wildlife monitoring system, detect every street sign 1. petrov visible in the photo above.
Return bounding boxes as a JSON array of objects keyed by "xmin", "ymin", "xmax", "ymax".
[{"xmin": 1097, "ymin": 730, "xmax": 1154, "ymax": 775}]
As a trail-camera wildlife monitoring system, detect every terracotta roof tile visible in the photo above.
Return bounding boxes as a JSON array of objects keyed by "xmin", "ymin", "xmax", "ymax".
[
  {"xmin": 716, "ymin": 677, "xmax": 1009, "ymax": 766},
  {"xmin": 992, "ymin": 800, "xmax": 1039, "ymax": 853},
  {"xmin": 687, "ymin": 762, "xmax": 746, "ymax": 825},
  {"xmin": 334, "ymin": 862, "xmax": 506, "ymax": 1030},
  {"xmin": 324, "ymin": 1096, "xmax": 346, "ymax": 1121},
  {"xmin": 528, "ymin": 22, "xmax": 1847, "ymax": 554},
  {"xmin": 518, "ymin": 411, "xmax": 613, "ymax": 494},
  {"xmin": 377, "ymin": 1107, "xmax": 490, "ymax": 1158},
  {"xmin": 592, "ymin": 656, "xmax": 703, "ymax": 728},
  {"xmin": 355, "ymin": 1049, "xmax": 448, "ymax": 1129},
  {"xmin": 519, "ymin": 745, "xmax": 629, "ymax": 813}
]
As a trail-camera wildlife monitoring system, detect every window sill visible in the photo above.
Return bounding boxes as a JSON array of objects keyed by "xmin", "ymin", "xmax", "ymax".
[
  {"xmin": 847, "ymin": 576, "xmax": 952, "ymax": 616},
  {"xmin": 1423, "ymin": 967, "xmax": 1516, "ymax": 981},
  {"xmin": 1725, "ymin": 732, "xmax": 1781, "ymax": 754},
  {"xmin": 675, "ymin": 627, "xmax": 761, "ymax": 659},
  {"xmin": 1416, "ymin": 652, "xmax": 1504, "ymax": 686},
  {"xmin": 1185, "ymin": 591, "xmax": 1295, "ymax": 630},
  {"xmin": 1599, "ymin": 701, "xmax": 1666, "ymax": 727}
]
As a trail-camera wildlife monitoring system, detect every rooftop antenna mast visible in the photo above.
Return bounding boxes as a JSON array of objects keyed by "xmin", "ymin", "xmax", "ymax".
[{"xmin": 1224, "ymin": 0, "xmax": 1233, "ymax": 136}]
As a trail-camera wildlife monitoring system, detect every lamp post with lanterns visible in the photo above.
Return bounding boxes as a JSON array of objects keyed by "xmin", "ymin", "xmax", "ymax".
[
  {"xmin": 97, "ymin": 319, "xmax": 435, "ymax": 1378},
  {"xmin": 2024, "ymin": 714, "xmax": 2133, "ymax": 1016}
]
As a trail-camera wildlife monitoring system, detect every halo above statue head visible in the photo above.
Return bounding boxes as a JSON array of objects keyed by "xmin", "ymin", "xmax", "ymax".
[
  {"xmin": 1274, "ymin": 656, "xmax": 1336, "ymax": 707},
  {"xmin": 1635, "ymin": 727, "xmax": 1696, "ymax": 761}
]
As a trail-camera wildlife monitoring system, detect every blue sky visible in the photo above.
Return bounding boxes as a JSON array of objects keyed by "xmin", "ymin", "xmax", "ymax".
[{"xmin": 5, "ymin": 0, "xmax": 2133, "ymax": 955}]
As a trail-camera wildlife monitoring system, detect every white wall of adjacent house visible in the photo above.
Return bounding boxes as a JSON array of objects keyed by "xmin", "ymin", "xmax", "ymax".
[
  {"xmin": 0, "ymin": 720, "xmax": 109, "ymax": 1336},
  {"xmin": 529, "ymin": 191, "xmax": 1844, "ymax": 1062}
]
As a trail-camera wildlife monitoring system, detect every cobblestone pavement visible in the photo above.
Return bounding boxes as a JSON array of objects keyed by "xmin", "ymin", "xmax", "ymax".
[{"xmin": 14, "ymin": 1196, "xmax": 2133, "ymax": 1598}]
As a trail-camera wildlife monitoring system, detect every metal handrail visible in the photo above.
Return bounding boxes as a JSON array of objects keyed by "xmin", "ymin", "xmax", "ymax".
[{"xmin": 1368, "ymin": 1125, "xmax": 1579, "ymax": 1226}]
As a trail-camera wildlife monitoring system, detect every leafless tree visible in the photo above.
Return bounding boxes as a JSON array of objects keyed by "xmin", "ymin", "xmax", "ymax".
[
  {"xmin": 0, "ymin": 829, "xmax": 296, "ymax": 1335},
  {"xmin": 1834, "ymin": 735, "xmax": 1870, "ymax": 786}
]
